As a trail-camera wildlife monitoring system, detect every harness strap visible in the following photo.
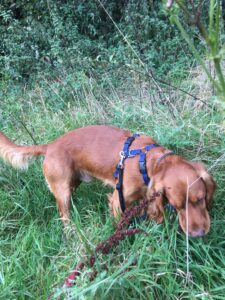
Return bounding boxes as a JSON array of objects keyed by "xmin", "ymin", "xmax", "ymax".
[
  {"xmin": 114, "ymin": 134, "xmax": 159, "ymax": 212},
  {"xmin": 116, "ymin": 168, "xmax": 126, "ymax": 212},
  {"xmin": 114, "ymin": 133, "xmax": 140, "ymax": 212},
  {"xmin": 123, "ymin": 133, "xmax": 139, "ymax": 153},
  {"xmin": 114, "ymin": 134, "xmax": 177, "ymax": 215},
  {"xmin": 113, "ymin": 133, "xmax": 140, "ymax": 179},
  {"xmin": 139, "ymin": 152, "xmax": 149, "ymax": 185},
  {"xmin": 128, "ymin": 149, "xmax": 142, "ymax": 157},
  {"xmin": 138, "ymin": 143, "xmax": 159, "ymax": 185}
]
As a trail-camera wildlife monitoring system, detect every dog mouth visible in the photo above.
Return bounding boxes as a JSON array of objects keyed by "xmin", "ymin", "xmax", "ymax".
[
  {"xmin": 178, "ymin": 213, "xmax": 209, "ymax": 237},
  {"xmin": 188, "ymin": 229, "xmax": 206, "ymax": 237},
  {"xmin": 164, "ymin": 196, "xmax": 210, "ymax": 237}
]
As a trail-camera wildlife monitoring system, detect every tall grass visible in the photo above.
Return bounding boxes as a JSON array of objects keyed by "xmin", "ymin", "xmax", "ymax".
[{"xmin": 0, "ymin": 72, "xmax": 224, "ymax": 299}]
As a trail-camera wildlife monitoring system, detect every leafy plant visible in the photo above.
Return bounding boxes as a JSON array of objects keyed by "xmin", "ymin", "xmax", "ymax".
[
  {"xmin": 166, "ymin": 0, "xmax": 225, "ymax": 106},
  {"xmin": 0, "ymin": 0, "xmax": 198, "ymax": 85}
]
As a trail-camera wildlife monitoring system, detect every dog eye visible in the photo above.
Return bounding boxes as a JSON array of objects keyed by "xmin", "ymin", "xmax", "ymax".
[{"xmin": 196, "ymin": 198, "xmax": 204, "ymax": 204}]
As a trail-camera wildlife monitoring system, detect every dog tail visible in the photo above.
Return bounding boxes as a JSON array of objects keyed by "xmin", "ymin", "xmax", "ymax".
[{"xmin": 0, "ymin": 132, "xmax": 47, "ymax": 170}]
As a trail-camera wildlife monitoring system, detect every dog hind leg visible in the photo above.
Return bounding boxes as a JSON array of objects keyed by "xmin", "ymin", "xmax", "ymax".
[{"xmin": 43, "ymin": 158, "xmax": 77, "ymax": 225}]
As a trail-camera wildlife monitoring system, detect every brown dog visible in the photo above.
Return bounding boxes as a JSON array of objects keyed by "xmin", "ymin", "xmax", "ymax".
[{"xmin": 0, "ymin": 125, "xmax": 215, "ymax": 237}]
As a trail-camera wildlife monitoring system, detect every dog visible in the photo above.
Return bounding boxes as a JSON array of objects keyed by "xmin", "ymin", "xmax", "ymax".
[{"xmin": 0, "ymin": 125, "xmax": 215, "ymax": 237}]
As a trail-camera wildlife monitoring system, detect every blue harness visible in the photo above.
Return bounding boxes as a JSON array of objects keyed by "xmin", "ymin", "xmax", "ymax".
[{"xmin": 113, "ymin": 133, "xmax": 159, "ymax": 212}]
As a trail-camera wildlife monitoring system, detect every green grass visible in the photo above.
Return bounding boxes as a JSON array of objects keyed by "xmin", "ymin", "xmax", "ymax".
[{"xmin": 0, "ymin": 75, "xmax": 225, "ymax": 300}]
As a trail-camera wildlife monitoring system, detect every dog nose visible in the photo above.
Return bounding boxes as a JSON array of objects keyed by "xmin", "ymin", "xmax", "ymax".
[{"xmin": 190, "ymin": 229, "xmax": 205, "ymax": 237}]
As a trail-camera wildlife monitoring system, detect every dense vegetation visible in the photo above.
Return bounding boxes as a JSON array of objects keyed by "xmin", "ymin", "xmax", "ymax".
[
  {"xmin": 0, "ymin": 0, "xmax": 198, "ymax": 83},
  {"xmin": 0, "ymin": 1, "xmax": 224, "ymax": 299}
]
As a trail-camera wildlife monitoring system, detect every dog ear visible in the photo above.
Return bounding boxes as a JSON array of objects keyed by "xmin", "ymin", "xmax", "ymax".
[
  {"xmin": 146, "ymin": 179, "xmax": 165, "ymax": 223},
  {"xmin": 190, "ymin": 161, "xmax": 216, "ymax": 209}
]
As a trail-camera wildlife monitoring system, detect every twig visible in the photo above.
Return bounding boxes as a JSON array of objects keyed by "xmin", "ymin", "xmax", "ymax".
[
  {"xmin": 18, "ymin": 119, "xmax": 37, "ymax": 145},
  {"xmin": 127, "ymin": 66, "xmax": 213, "ymax": 107}
]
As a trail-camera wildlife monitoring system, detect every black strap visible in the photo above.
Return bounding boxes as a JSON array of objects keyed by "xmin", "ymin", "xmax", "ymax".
[
  {"xmin": 156, "ymin": 151, "xmax": 177, "ymax": 166},
  {"xmin": 115, "ymin": 134, "xmax": 139, "ymax": 212},
  {"xmin": 116, "ymin": 168, "xmax": 126, "ymax": 213}
]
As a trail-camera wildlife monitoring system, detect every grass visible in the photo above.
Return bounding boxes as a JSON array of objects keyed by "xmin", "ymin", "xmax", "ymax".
[{"xmin": 0, "ymin": 72, "xmax": 225, "ymax": 300}]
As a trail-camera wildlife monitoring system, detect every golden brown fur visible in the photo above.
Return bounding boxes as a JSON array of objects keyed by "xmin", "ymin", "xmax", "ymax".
[{"xmin": 0, "ymin": 125, "xmax": 215, "ymax": 237}]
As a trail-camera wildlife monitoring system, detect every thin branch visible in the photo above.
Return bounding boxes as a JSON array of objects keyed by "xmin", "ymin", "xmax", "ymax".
[
  {"xmin": 126, "ymin": 65, "xmax": 213, "ymax": 107},
  {"xmin": 18, "ymin": 119, "xmax": 37, "ymax": 144}
]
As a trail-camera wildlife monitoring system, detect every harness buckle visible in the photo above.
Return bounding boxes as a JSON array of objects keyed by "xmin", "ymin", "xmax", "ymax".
[
  {"xmin": 119, "ymin": 151, "xmax": 125, "ymax": 158},
  {"xmin": 118, "ymin": 151, "xmax": 126, "ymax": 168}
]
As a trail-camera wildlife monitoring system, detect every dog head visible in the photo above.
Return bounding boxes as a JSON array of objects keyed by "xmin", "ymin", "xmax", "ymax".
[{"xmin": 147, "ymin": 159, "xmax": 215, "ymax": 237}]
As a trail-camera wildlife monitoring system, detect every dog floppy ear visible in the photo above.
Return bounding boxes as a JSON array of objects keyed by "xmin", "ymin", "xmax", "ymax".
[
  {"xmin": 146, "ymin": 179, "xmax": 165, "ymax": 223},
  {"xmin": 190, "ymin": 161, "xmax": 216, "ymax": 209}
]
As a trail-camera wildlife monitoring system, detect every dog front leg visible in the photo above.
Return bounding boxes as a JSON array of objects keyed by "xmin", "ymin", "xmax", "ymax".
[{"xmin": 108, "ymin": 190, "xmax": 122, "ymax": 218}]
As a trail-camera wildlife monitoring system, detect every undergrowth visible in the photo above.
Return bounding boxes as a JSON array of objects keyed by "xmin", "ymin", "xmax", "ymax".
[{"xmin": 0, "ymin": 73, "xmax": 224, "ymax": 299}]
